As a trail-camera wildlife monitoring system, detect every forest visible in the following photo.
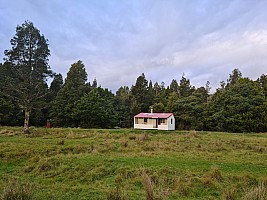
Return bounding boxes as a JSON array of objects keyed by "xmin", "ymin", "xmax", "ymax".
[{"xmin": 1, "ymin": 21, "xmax": 267, "ymax": 133}]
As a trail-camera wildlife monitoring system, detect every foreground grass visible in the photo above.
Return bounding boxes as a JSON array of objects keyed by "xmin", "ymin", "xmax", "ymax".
[{"xmin": 0, "ymin": 127, "xmax": 267, "ymax": 199}]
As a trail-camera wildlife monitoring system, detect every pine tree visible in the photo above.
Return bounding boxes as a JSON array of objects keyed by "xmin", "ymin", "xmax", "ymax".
[
  {"xmin": 169, "ymin": 79, "xmax": 179, "ymax": 94},
  {"xmin": 227, "ymin": 68, "xmax": 242, "ymax": 87},
  {"xmin": 131, "ymin": 73, "xmax": 149, "ymax": 112},
  {"xmin": 114, "ymin": 86, "xmax": 131, "ymax": 127},
  {"xmin": 50, "ymin": 60, "xmax": 87, "ymax": 127},
  {"xmin": 92, "ymin": 78, "xmax": 98, "ymax": 88},
  {"xmin": 179, "ymin": 74, "xmax": 194, "ymax": 98},
  {"xmin": 49, "ymin": 73, "xmax": 63, "ymax": 100}
]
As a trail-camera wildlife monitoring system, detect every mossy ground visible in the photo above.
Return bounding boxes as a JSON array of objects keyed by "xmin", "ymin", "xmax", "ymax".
[{"xmin": 0, "ymin": 127, "xmax": 267, "ymax": 199}]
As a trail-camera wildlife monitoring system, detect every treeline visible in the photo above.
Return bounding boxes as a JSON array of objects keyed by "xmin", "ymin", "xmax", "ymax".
[
  {"xmin": 0, "ymin": 21, "xmax": 267, "ymax": 132},
  {"xmin": 1, "ymin": 60, "xmax": 267, "ymax": 132}
]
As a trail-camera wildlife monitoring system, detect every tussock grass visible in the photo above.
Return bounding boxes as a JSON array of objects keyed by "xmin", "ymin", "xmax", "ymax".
[
  {"xmin": 187, "ymin": 129, "xmax": 198, "ymax": 138},
  {"xmin": 141, "ymin": 169, "xmax": 154, "ymax": 200},
  {"xmin": 210, "ymin": 166, "xmax": 222, "ymax": 181},
  {"xmin": 1, "ymin": 179, "xmax": 34, "ymax": 200},
  {"xmin": 242, "ymin": 181, "xmax": 267, "ymax": 200},
  {"xmin": 57, "ymin": 139, "xmax": 65, "ymax": 145},
  {"xmin": 106, "ymin": 188, "xmax": 127, "ymax": 200},
  {"xmin": 0, "ymin": 129, "xmax": 18, "ymax": 136},
  {"xmin": 175, "ymin": 177, "xmax": 189, "ymax": 197},
  {"xmin": 223, "ymin": 186, "xmax": 236, "ymax": 200}
]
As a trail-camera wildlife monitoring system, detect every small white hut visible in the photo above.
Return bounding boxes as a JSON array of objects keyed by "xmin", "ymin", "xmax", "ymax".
[{"xmin": 134, "ymin": 111, "xmax": 175, "ymax": 130}]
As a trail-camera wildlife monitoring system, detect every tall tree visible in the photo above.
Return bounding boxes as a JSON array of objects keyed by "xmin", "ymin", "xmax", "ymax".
[
  {"xmin": 92, "ymin": 78, "xmax": 98, "ymax": 88},
  {"xmin": 114, "ymin": 86, "xmax": 131, "ymax": 127},
  {"xmin": 49, "ymin": 73, "xmax": 63, "ymax": 100},
  {"xmin": 147, "ymin": 80, "xmax": 155, "ymax": 108},
  {"xmin": 227, "ymin": 68, "xmax": 242, "ymax": 87},
  {"xmin": 173, "ymin": 87, "xmax": 208, "ymax": 130},
  {"xmin": 153, "ymin": 81, "xmax": 167, "ymax": 106},
  {"xmin": 3, "ymin": 21, "xmax": 52, "ymax": 133},
  {"xmin": 50, "ymin": 60, "xmax": 87, "ymax": 127},
  {"xmin": 131, "ymin": 73, "xmax": 149, "ymax": 112},
  {"xmin": 165, "ymin": 91, "xmax": 179, "ymax": 112},
  {"xmin": 257, "ymin": 74, "xmax": 267, "ymax": 97},
  {"xmin": 179, "ymin": 74, "xmax": 194, "ymax": 98},
  {"xmin": 153, "ymin": 82, "xmax": 161, "ymax": 97},
  {"xmin": 169, "ymin": 79, "xmax": 179, "ymax": 94}
]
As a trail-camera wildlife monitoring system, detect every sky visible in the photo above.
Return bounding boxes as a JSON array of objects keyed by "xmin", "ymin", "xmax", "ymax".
[{"xmin": 1, "ymin": 0, "xmax": 267, "ymax": 92}]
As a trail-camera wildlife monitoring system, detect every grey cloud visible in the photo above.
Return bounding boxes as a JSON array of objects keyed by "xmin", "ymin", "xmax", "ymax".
[{"xmin": 1, "ymin": 0, "xmax": 267, "ymax": 92}]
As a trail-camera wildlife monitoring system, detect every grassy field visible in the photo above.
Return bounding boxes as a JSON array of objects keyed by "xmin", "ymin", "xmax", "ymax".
[{"xmin": 0, "ymin": 127, "xmax": 267, "ymax": 199}]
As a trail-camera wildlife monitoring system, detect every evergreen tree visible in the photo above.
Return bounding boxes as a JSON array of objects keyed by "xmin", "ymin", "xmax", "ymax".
[
  {"xmin": 165, "ymin": 91, "xmax": 179, "ymax": 112},
  {"xmin": 147, "ymin": 80, "xmax": 155, "ymax": 108},
  {"xmin": 92, "ymin": 78, "xmax": 98, "ymax": 88},
  {"xmin": 49, "ymin": 73, "xmax": 63, "ymax": 100},
  {"xmin": 151, "ymin": 102, "xmax": 165, "ymax": 113},
  {"xmin": 3, "ymin": 21, "xmax": 52, "ymax": 133},
  {"xmin": 148, "ymin": 80, "xmax": 154, "ymax": 95},
  {"xmin": 129, "ymin": 96, "xmax": 140, "ymax": 118},
  {"xmin": 169, "ymin": 79, "xmax": 179, "ymax": 94},
  {"xmin": 174, "ymin": 87, "xmax": 208, "ymax": 130},
  {"xmin": 114, "ymin": 86, "xmax": 132, "ymax": 127},
  {"xmin": 50, "ymin": 60, "xmax": 87, "ymax": 127},
  {"xmin": 179, "ymin": 74, "xmax": 195, "ymax": 97},
  {"xmin": 257, "ymin": 74, "xmax": 267, "ymax": 97},
  {"xmin": 227, "ymin": 68, "xmax": 242, "ymax": 87},
  {"xmin": 207, "ymin": 77, "xmax": 266, "ymax": 132},
  {"xmin": 0, "ymin": 96, "xmax": 23, "ymax": 126},
  {"xmin": 153, "ymin": 82, "xmax": 161, "ymax": 101},
  {"xmin": 73, "ymin": 88, "xmax": 117, "ymax": 128},
  {"xmin": 225, "ymin": 78, "xmax": 265, "ymax": 132},
  {"xmin": 0, "ymin": 63, "xmax": 23, "ymax": 125},
  {"xmin": 131, "ymin": 73, "xmax": 149, "ymax": 112}
]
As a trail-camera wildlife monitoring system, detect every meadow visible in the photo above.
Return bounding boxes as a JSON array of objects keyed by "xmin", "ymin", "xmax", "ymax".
[{"xmin": 0, "ymin": 127, "xmax": 267, "ymax": 200}]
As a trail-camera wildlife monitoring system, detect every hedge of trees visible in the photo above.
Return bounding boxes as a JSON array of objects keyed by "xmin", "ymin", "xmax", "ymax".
[{"xmin": 1, "ymin": 21, "xmax": 267, "ymax": 132}]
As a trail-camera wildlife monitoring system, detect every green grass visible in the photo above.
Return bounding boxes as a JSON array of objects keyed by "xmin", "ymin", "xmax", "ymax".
[{"xmin": 0, "ymin": 127, "xmax": 267, "ymax": 199}]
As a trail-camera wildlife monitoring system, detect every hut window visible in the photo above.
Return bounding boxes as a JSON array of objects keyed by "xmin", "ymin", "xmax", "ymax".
[
  {"xmin": 158, "ymin": 118, "xmax": 165, "ymax": 125},
  {"xmin": 144, "ymin": 118, "xmax": 147, "ymax": 123}
]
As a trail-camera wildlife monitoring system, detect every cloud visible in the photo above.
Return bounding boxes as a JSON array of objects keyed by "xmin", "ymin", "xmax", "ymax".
[{"xmin": 1, "ymin": 0, "xmax": 267, "ymax": 92}]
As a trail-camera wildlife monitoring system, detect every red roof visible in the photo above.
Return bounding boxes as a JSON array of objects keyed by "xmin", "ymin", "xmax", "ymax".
[{"xmin": 134, "ymin": 113, "xmax": 173, "ymax": 119}]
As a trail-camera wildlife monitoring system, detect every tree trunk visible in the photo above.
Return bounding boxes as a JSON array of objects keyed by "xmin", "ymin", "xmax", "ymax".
[{"xmin": 24, "ymin": 109, "xmax": 30, "ymax": 134}]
